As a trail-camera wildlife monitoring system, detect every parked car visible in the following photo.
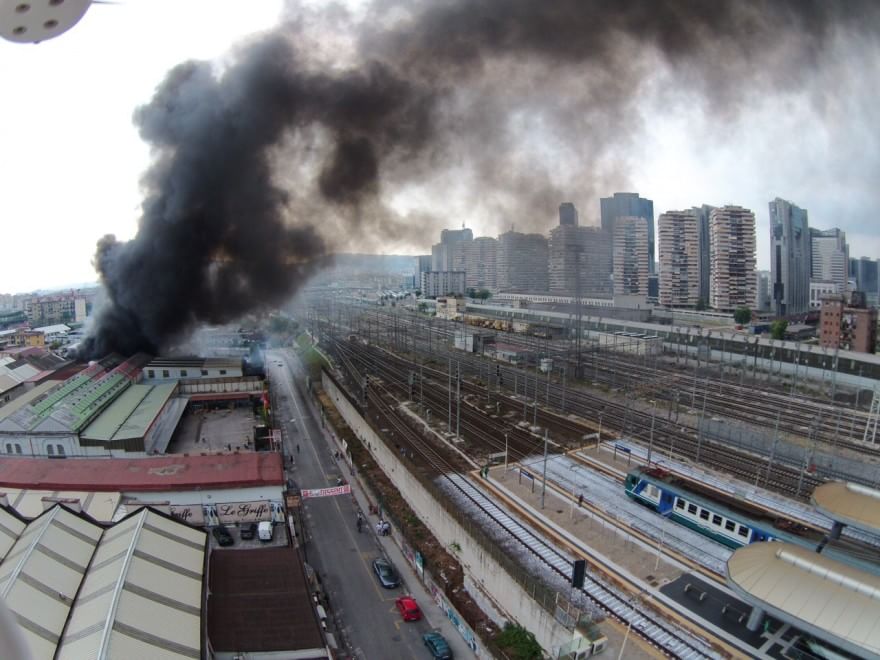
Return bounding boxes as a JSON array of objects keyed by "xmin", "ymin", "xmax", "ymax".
[
  {"xmin": 212, "ymin": 525, "xmax": 234, "ymax": 547},
  {"xmin": 423, "ymin": 632, "xmax": 453, "ymax": 659},
  {"xmin": 240, "ymin": 522, "xmax": 257, "ymax": 540},
  {"xmin": 371, "ymin": 557, "xmax": 400, "ymax": 589},
  {"xmin": 395, "ymin": 595, "xmax": 422, "ymax": 621}
]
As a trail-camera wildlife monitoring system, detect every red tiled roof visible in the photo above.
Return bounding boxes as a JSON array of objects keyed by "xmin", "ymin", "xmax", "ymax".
[{"xmin": 0, "ymin": 452, "xmax": 283, "ymax": 492}]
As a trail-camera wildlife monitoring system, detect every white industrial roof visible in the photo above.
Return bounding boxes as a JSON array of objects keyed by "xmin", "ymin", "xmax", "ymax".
[
  {"xmin": 0, "ymin": 507, "xmax": 25, "ymax": 561},
  {"xmin": 0, "ymin": 506, "xmax": 104, "ymax": 659},
  {"xmin": 1, "ymin": 489, "xmax": 121, "ymax": 522},
  {"xmin": 727, "ymin": 541, "xmax": 880, "ymax": 659},
  {"xmin": 812, "ymin": 481, "xmax": 880, "ymax": 536},
  {"xmin": 32, "ymin": 324, "xmax": 70, "ymax": 335},
  {"xmin": 58, "ymin": 508, "xmax": 206, "ymax": 660}
]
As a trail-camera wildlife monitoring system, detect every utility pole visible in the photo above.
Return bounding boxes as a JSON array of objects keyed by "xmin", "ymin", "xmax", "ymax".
[
  {"xmin": 541, "ymin": 430, "xmax": 549, "ymax": 509},
  {"xmin": 504, "ymin": 433, "xmax": 509, "ymax": 469},
  {"xmin": 764, "ymin": 412, "xmax": 781, "ymax": 487},
  {"xmin": 456, "ymin": 361, "xmax": 461, "ymax": 441},
  {"xmin": 447, "ymin": 357, "xmax": 452, "ymax": 434},
  {"xmin": 647, "ymin": 401, "xmax": 657, "ymax": 467},
  {"xmin": 696, "ymin": 379, "xmax": 709, "ymax": 464}
]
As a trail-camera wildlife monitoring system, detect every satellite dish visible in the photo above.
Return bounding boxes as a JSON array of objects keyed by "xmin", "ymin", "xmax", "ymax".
[{"xmin": 0, "ymin": 0, "xmax": 92, "ymax": 44}]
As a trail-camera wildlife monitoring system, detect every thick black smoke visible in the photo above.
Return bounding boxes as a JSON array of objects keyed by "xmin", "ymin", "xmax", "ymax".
[{"xmin": 80, "ymin": 0, "xmax": 880, "ymax": 358}]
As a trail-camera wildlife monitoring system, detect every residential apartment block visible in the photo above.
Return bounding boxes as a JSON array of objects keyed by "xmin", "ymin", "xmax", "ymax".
[
  {"xmin": 612, "ymin": 217, "xmax": 650, "ymax": 298},
  {"xmin": 819, "ymin": 295, "xmax": 877, "ymax": 353},
  {"xmin": 658, "ymin": 210, "xmax": 701, "ymax": 307},
  {"xmin": 548, "ymin": 225, "xmax": 613, "ymax": 298},
  {"xmin": 496, "ymin": 231, "xmax": 549, "ymax": 292},
  {"xmin": 810, "ymin": 228, "xmax": 848, "ymax": 294},
  {"xmin": 464, "ymin": 237, "xmax": 498, "ymax": 291},
  {"xmin": 420, "ymin": 271, "xmax": 466, "ymax": 298},
  {"xmin": 709, "ymin": 206, "xmax": 756, "ymax": 311},
  {"xmin": 600, "ymin": 192, "xmax": 655, "ymax": 273}
]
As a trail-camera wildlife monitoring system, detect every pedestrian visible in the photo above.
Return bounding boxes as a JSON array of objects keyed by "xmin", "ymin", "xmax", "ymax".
[
  {"xmin": 296, "ymin": 444, "xmax": 300, "ymax": 453},
  {"xmin": 382, "ymin": 521, "xmax": 390, "ymax": 536},
  {"xmin": 578, "ymin": 494, "xmax": 583, "ymax": 508},
  {"xmin": 376, "ymin": 521, "xmax": 383, "ymax": 535}
]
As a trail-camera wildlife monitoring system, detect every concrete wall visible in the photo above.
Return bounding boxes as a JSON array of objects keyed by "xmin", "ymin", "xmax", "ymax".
[{"xmin": 323, "ymin": 372, "xmax": 575, "ymax": 656}]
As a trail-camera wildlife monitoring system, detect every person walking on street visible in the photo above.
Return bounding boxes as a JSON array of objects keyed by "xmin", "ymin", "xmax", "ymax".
[{"xmin": 296, "ymin": 444, "xmax": 300, "ymax": 453}]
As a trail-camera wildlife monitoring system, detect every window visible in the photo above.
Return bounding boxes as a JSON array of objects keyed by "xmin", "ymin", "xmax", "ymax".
[
  {"xmin": 201, "ymin": 369, "xmax": 208, "ymax": 376},
  {"xmin": 219, "ymin": 369, "xmax": 227, "ymax": 375},
  {"xmin": 4, "ymin": 443, "xmax": 10, "ymax": 454},
  {"xmin": 725, "ymin": 520, "xmax": 736, "ymax": 532},
  {"xmin": 162, "ymin": 370, "xmax": 170, "ymax": 378},
  {"xmin": 57, "ymin": 445, "xmax": 65, "ymax": 456},
  {"xmin": 180, "ymin": 370, "xmax": 187, "ymax": 377},
  {"xmin": 699, "ymin": 509, "xmax": 709, "ymax": 521},
  {"xmin": 712, "ymin": 514, "xmax": 722, "ymax": 526},
  {"xmin": 687, "ymin": 503, "xmax": 697, "ymax": 515},
  {"xmin": 737, "ymin": 526, "xmax": 749, "ymax": 538},
  {"xmin": 47, "ymin": 445, "xmax": 54, "ymax": 456},
  {"xmin": 147, "ymin": 370, "xmax": 155, "ymax": 378},
  {"xmin": 14, "ymin": 444, "xmax": 21, "ymax": 454},
  {"xmin": 675, "ymin": 499, "xmax": 684, "ymax": 510}
]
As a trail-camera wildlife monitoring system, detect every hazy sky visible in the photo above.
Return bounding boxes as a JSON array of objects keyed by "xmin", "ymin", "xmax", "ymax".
[{"xmin": 2, "ymin": 1, "xmax": 878, "ymax": 294}]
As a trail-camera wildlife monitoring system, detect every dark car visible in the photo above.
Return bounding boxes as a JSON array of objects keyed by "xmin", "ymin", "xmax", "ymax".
[
  {"xmin": 240, "ymin": 522, "xmax": 257, "ymax": 540},
  {"xmin": 372, "ymin": 557, "xmax": 400, "ymax": 589},
  {"xmin": 212, "ymin": 525, "xmax": 234, "ymax": 547},
  {"xmin": 423, "ymin": 632, "xmax": 453, "ymax": 659}
]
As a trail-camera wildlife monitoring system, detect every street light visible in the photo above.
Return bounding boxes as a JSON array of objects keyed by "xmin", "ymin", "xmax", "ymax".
[{"xmin": 616, "ymin": 591, "xmax": 643, "ymax": 660}]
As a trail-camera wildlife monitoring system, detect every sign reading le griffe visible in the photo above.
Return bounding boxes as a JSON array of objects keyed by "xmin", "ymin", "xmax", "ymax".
[{"xmin": 217, "ymin": 501, "xmax": 271, "ymax": 523}]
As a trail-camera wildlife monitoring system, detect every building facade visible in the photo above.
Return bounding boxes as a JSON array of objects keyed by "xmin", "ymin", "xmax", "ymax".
[
  {"xmin": 769, "ymin": 198, "xmax": 811, "ymax": 316},
  {"xmin": 709, "ymin": 206, "xmax": 756, "ymax": 311},
  {"xmin": 24, "ymin": 294, "xmax": 87, "ymax": 326},
  {"xmin": 464, "ymin": 237, "xmax": 498, "ymax": 291},
  {"xmin": 548, "ymin": 225, "xmax": 613, "ymax": 298},
  {"xmin": 819, "ymin": 295, "xmax": 877, "ymax": 353},
  {"xmin": 755, "ymin": 270, "xmax": 771, "ymax": 312},
  {"xmin": 658, "ymin": 210, "xmax": 701, "ymax": 307},
  {"xmin": 496, "ymin": 231, "xmax": 549, "ymax": 292},
  {"xmin": 600, "ymin": 192, "xmax": 655, "ymax": 274},
  {"xmin": 810, "ymin": 228, "xmax": 848, "ymax": 294},
  {"xmin": 612, "ymin": 217, "xmax": 650, "ymax": 298},
  {"xmin": 431, "ymin": 228, "xmax": 473, "ymax": 272},
  {"xmin": 850, "ymin": 257, "xmax": 879, "ymax": 306},
  {"xmin": 420, "ymin": 271, "xmax": 466, "ymax": 298},
  {"xmin": 558, "ymin": 202, "xmax": 578, "ymax": 227}
]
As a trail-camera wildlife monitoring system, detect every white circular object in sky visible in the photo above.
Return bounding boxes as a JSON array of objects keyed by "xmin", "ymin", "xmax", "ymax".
[{"xmin": 0, "ymin": 0, "xmax": 92, "ymax": 44}]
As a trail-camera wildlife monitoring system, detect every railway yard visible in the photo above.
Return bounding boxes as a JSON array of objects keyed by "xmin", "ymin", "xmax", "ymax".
[{"xmin": 300, "ymin": 297, "xmax": 880, "ymax": 660}]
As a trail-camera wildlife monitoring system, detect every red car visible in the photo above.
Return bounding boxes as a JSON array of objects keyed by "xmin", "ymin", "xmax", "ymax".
[{"xmin": 395, "ymin": 595, "xmax": 422, "ymax": 622}]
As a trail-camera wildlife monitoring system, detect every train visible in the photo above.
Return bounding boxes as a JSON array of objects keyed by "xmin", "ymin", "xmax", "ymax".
[{"xmin": 624, "ymin": 466, "xmax": 880, "ymax": 575}]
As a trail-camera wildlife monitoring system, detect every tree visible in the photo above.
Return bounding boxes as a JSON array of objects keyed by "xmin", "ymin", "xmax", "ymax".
[
  {"xmin": 770, "ymin": 319, "xmax": 788, "ymax": 340},
  {"xmin": 733, "ymin": 307, "xmax": 752, "ymax": 325},
  {"xmin": 496, "ymin": 623, "xmax": 542, "ymax": 660},
  {"xmin": 477, "ymin": 289, "xmax": 492, "ymax": 301},
  {"xmin": 695, "ymin": 298, "xmax": 707, "ymax": 311},
  {"xmin": 466, "ymin": 287, "xmax": 477, "ymax": 298}
]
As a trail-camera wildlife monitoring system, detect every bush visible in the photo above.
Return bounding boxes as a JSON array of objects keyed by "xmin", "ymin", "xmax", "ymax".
[
  {"xmin": 770, "ymin": 319, "xmax": 788, "ymax": 340},
  {"xmin": 495, "ymin": 623, "xmax": 542, "ymax": 659},
  {"xmin": 733, "ymin": 307, "xmax": 751, "ymax": 325}
]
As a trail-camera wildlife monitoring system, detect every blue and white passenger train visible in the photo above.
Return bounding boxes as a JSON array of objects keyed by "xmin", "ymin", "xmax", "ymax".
[{"xmin": 625, "ymin": 466, "xmax": 783, "ymax": 548}]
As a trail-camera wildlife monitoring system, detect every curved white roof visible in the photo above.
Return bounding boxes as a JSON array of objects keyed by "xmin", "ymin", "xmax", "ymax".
[{"xmin": 812, "ymin": 481, "xmax": 880, "ymax": 536}]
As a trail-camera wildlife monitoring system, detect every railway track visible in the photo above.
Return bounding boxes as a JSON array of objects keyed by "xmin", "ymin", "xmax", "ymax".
[{"xmin": 329, "ymin": 353, "xmax": 719, "ymax": 659}]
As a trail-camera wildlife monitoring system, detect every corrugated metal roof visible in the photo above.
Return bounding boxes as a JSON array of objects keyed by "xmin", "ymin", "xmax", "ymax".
[
  {"xmin": 727, "ymin": 541, "xmax": 880, "ymax": 658},
  {"xmin": 114, "ymin": 383, "xmax": 176, "ymax": 441},
  {"xmin": 0, "ymin": 506, "xmax": 104, "ymax": 659},
  {"xmin": 0, "ymin": 381, "xmax": 62, "ymax": 422},
  {"xmin": 80, "ymin": 385, "xmax": 153, "ymax": 442},
  {"xmin": 812, "ymin": 481, "xmax": 880, "ymax": 536},
  {"xmin": 58, "ymin": 508, "xmax": 205, "ymax": 660},
  {"xmin": 1, "ymin": 489, "xmax": 121, "ymax": 522},
  {"xmin": 0, "ymin": 507, "xmax": 25, "ymax": 561}
]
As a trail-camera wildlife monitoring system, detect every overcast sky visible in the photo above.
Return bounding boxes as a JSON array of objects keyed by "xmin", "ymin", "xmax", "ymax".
[{"xmin": 1, "ymin": 1, "xmax": 878, "ymax": 294}]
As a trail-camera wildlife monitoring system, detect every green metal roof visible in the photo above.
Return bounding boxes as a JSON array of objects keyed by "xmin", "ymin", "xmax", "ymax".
[{"xmin": 80, "ymin": 383, "xmax": 177, "ymax": 442}]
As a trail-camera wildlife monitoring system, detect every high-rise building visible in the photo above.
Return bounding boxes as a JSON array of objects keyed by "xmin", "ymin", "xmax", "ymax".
[
  {"xmin": 769, "ymin": 198, "xmax": 811, "ymax": 316},
  {"xmin": 464, "ymin": 237, "xmax": 498, "ymax": 291},
  {"xmin": 755, "ymin": 270, "xmax": 771, "ymax": 312},
  {"xmin": 558, "ymin": 202, "xmax": 578, "ymax": 227},
  {"xmin": 600, "ymin": 192, "xmax": 655, "ymax": 273},
  {"xmin": 850, "ymin": 257, "xmax": 879, "ymax": 306},
  {"xmin": 431, "ymin": 227, "xmax": 473, "ymax": 272},
  {"xmin": 658, "ymin": 210, "xmax": 701, "ymax": 307},
  {"xmin": 612, "ymin": 217, "xmax": 649, "ymax": 298},
  {"xmin": 692, "ymin": 205, "xmax": 715, "ymax": 304},
  {"xmin": 496, "ymin": 231, "xmax": 549, "ymax": 292},
  {"xmin": 417, "ymin": 255, "xmax": 432, "ymax": 274},
  {"xmin": 420, "ymin": 271, "xmax": 466, "ymax": 298},
  {"xmin": 548, "ymin": 225, "xmax": 613, "ymax": 298},
  {"xmin": 709, "ymin": 206, "xmax": 756, "ymax": 311},
  {"xmin": 810, "ymin": 228, "xmax": 848, "ymax": 293}
]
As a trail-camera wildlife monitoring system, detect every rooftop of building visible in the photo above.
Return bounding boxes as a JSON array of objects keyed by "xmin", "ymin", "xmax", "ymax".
[
  {"xmin": 80, "ymin": 382, "xmax": 178, "ymax": 443},
  {"xmin": 0, "ymin": 503, "xmax": 206, "ymax": 660},
  {"xmin": 727, "ymin": 541, "xmax": 880, "ymax": 659},
  {"xmin": 208, "ymin": 546, "xmax": 325, "ymax": 654},
  {"xmin": 812, "ymin": 481, "xmax": 880, "ymax": 536},
  {"xmin": 146, "ymin": 356, "xmax": 242, "ymax": 369},
  {"xmin": 0, "ymin": 488, "xmax": 121, "ymax": 521},
  {"xmin": 0, "ymin": 452, "xmax": 283, "ymax": 492}
]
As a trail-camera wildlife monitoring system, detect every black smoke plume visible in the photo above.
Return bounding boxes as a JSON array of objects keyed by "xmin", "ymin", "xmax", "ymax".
[{"xmin": 80, "ymin": 0, "xmax": 880, "ymax": 358}]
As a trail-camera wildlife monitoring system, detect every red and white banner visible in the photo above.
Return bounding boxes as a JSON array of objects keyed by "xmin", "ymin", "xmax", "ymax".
[{"xmin": 301, "ymin": 485, "xmax": 351, "ymax": 499}]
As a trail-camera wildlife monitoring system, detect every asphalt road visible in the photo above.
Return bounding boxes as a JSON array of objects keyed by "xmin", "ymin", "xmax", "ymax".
[{"xmin": 267, "ymin": 349, "xmax": 454, "ymax": 660}]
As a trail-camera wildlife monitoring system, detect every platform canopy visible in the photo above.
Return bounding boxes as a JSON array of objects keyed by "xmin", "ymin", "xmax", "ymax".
[
  {"xmin": 727, "ymin": 541, "xmax": 880, "ymax": 659},
  {"xmin": 812, "ymin": 481, "xmax": 880, "ymax": 536}
]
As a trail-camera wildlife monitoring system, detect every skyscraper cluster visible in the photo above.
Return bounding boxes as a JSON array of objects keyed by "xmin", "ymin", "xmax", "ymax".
[{"xmin": 420, "ymin": 192, "xmax": 875, "ymax": 315}]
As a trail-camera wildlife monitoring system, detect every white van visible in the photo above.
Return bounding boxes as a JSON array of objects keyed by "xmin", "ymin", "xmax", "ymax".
[{"xmin": 258, "ymin": 521, "xmax": 273, "ymax": 542}]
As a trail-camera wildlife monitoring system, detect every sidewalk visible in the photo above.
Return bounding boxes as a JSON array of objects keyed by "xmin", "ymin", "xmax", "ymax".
[{"xmin": 297, "ymin": 366, "xmax": 479, "ymax": 659}]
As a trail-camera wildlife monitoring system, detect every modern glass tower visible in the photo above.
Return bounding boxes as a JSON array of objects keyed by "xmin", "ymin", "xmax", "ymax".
[
  {"xmin": 600, "ymin": 192, "xmax": 655, "ymax": 274},
  {"xmin": 769, "ymin": 198, "xmax": 811, "ymax": 317}
]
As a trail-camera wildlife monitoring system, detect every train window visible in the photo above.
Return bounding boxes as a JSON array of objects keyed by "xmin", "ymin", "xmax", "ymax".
[
  {"xmin": 738, "ymin": 526, "xmax": 749, "ymax": 538},
  {"xmin": 725, "ymin": 520, "xmax": 736, "ymax": 531},
  {"xmin": 699, "ymin": 509, "xmax": 709, "ymax": 520},
  {"xmin": 712, "ymin": 514, "xmax": 722, "ymax": 526},
  {"xmin": 687, "ymin": 504, "xmax": 697, "ymax": 515},
  {"xmin": 675, "ymin": 499, "xmax": 684, "ymax": 509}
]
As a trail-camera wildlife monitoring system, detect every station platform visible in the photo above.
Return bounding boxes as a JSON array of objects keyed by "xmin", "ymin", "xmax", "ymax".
[{"xmin": 812, "ymin": 480, "xmax": 880, "ymax": 537}]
